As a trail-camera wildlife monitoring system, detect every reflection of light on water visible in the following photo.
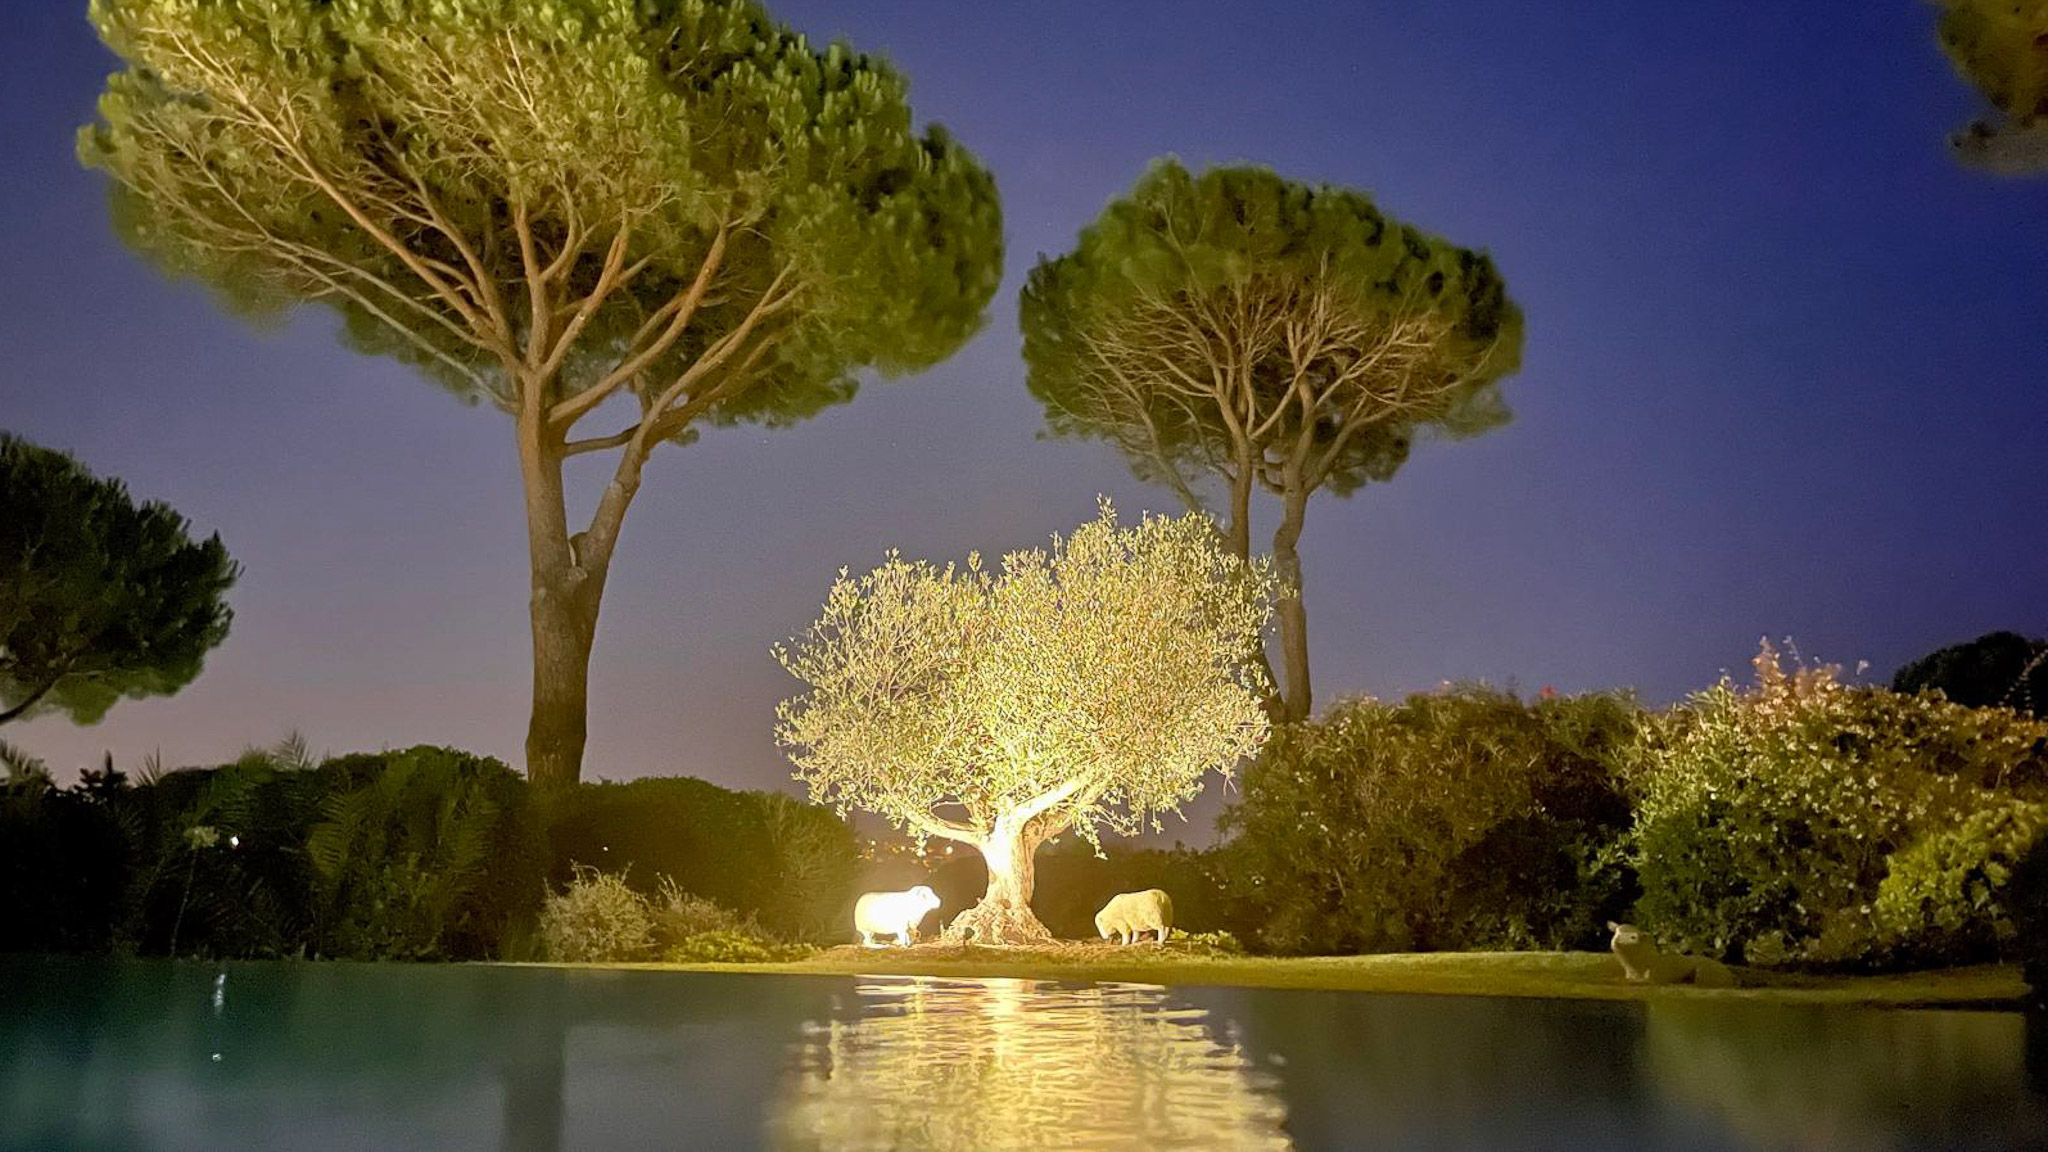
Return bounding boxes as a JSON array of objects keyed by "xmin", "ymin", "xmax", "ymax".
[
  {"xmin": 210, "ymin": 968, "xmax": 227, "ymax": 1064},
  {"xmin": 768, "ymin": 977, "xmax": 1292, "ymax": 1151}
]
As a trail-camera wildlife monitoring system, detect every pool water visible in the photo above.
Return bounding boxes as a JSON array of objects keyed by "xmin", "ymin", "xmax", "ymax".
[{"xmin": 3, "ymin": 958, "xmax": 2044, "ymax": 1151}]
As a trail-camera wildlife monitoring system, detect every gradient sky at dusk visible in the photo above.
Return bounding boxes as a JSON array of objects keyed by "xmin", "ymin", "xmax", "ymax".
[{"xmin": 5, "ymin": 3, "xmax": 2047, "ymax": 813}]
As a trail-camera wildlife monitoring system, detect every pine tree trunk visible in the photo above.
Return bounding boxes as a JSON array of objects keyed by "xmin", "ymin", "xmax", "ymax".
[
  {"xmin": 1271, "ymin": 486, "xmax": 1312, "ymax": 723},
  {"xmin": 516, "ymin": 414, "xmax": 627, "ymax": 793},
  {"xmin": 526, "ymin": 571, "xmax": 598, "ymax": 794},
  {"xmin": 1223, "ymin": 444, "xmax": 1289, "ymax": 717},
  {"xmin": 943, "ymin": 816, "xmax": 1054, "ymax": 945},
  {"xmin": 1224, "ymin": 448, "xmax": 1254, "ymax": 562}
]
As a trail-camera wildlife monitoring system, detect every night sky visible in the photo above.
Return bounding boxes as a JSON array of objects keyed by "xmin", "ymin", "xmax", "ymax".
[{"xmin": 5, "ymin": 4, "xmax": 2046, "ymax": 812}]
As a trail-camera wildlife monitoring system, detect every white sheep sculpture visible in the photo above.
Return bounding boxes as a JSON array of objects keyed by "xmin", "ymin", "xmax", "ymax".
[
  {"xmin": 1607, "ymin": 921, "xmax": 1736, "ymax": 988},
  {"xmin": 853, "ymin": 885, "xmax": 941, "ymax": 947},
  {"xmin": 1095, "ymin": 889, "xmax": 1174, "ymax": 944}
]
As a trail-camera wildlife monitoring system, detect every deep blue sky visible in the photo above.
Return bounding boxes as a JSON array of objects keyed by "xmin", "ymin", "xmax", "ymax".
[{"xmin": 5, "ymin": 3, "xmax": 2046, "ymax": 806}]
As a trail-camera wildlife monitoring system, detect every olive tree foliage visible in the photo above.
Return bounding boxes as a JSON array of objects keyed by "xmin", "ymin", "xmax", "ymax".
[
  {"xmin": 1021, "ymin": 160, "xmax": 1523, "ymax": 720},
  {"xmin": 0, "ymin": 433, "xmax": 236, "ymax": 728},
  {"xmin": 1929, "ymin": 1, "xmax": 2048, "ymax": 174},
  {"xmin": 81, "ymin": 0, "xmax": 1004, "ymax": 788},
  {"xmin": 775, "ymin": 503, "xmax": 1276, "ymax": 943}
]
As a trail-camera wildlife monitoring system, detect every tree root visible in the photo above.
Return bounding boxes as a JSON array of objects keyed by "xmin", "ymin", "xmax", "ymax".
[{"xmin": 940, "ymin": 898, "xmax": 1055, "ymax": 946}]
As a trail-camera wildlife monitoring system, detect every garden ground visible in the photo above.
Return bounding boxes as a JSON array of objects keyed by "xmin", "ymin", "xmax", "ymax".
[{"xmin": 513, "ymin": 945, "xmax": 2031, "ymax": 1009}]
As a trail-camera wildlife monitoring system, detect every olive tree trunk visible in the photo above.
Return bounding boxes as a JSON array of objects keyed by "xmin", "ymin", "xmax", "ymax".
[{"xmin": 943, "ymin": 813, "xmax": 1055, "ymax": 945}]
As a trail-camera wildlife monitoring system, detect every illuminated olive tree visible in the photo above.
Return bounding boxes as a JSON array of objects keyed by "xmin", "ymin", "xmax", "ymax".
[
  {"xmin": 80, "ymin": 0, "xmax": 1004, "ymax": 789},
  {"xmin": 1023, "ymin": 160, "xmax": 1523, "ymax": 721},
  {"xmin": 1929, "ymin": 1, "xmax": 2048, "ymax": 174},
  {"xmin": 775, "ymin": 504, "xmax": 1275, "ymax": 943}
]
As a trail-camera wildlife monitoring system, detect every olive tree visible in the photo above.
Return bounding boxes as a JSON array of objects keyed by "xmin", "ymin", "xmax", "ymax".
[
  {"xmin": 81, "ymin": 0, "xmax": 1004, "ymax": 788},
  {"xmin": 1022, "ymin": 160, "xmax": 1523, "ymax": 721},
  {"xmin": 775, "ymin": 503, "xmax": 1275, "ymax": 943},
  {"xmin": 1, "ymin": 433, "xmax": 236, "ymax": 728},
  {"xmin": 1928, "ymin": 1, "xmax": 2048, "ymax": 174}
]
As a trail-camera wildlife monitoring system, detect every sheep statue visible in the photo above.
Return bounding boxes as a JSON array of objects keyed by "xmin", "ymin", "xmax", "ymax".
[
  {"xmin": 1607, "ymin": 921, "xmax": 1737, "ymax": 988},
  {"xmin": 1095, "ymin": 889, "xmax": 1174, "ymax": 944},
  {"xmin": 853, "ymin": 885, "xmax": 942, "ymax": 948}
]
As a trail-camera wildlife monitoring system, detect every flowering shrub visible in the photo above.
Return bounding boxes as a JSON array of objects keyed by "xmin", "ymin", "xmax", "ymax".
[
  {"xmin": 1631, "ymin": 641, "xmax": 2048, "ymax": 967},
  {"xmin": 539, "ymin": 866, "xmax": 653, "ymax": 963}
]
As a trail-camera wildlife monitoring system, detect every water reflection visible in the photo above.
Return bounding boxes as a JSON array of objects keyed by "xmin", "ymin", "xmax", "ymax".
[
  {"xmin": 1643, "ymin": 1001, "xmax": 2044, "ymax": 1152},
  {"xmin": 768, "ymin": 977, "xmax": 1292, "ymax": 1151},
  {"xmin": 1207, "ymin": 988, "xmax": 2048, "ymax": 1152},
  {"xmin": 4, "ymin": 958, "xmax": 2047, "ymax": 1152}
]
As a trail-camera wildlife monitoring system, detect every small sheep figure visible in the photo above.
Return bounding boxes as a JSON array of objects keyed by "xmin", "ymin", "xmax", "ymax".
[
  {"xmin": 1608, "ymin": 921, "xmax": 1736, "ymax": 988},
  {"xmin": 854, "ymin": 886, "xmax": 941, "ymax": 947},
  {"xmin": 1095, "ymin": 889, "xmax": 1174, "ymax": 945}
]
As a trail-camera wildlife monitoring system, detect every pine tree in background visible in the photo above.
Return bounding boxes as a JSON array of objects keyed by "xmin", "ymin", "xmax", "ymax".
[
  {"xmin": 1022, "ymin": 160, "xmax": 1522, "ymax": 720},
  {"xmin": 0, "ymin": 433, "xmax": 237, "ymax": 729}
]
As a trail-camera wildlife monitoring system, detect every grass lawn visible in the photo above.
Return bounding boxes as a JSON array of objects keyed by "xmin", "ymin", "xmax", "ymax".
[{"xmin": 528, "ymin": 943, "xmax": 2031, "ymax": 1009}]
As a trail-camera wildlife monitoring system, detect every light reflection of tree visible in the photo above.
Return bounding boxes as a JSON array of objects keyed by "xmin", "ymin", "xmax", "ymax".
[{"xmin": 768, "ymin": 977, "xmax": 1292, "ymax": 1151}]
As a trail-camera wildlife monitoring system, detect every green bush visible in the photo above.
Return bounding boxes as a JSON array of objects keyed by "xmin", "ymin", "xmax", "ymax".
[
  {"xmin": 0, "ymin": 776, "xmax": 128, "ymax": 953},
  {"xmin": 1220, "ymin": 686, "xmax": 1642, "ymax": 955},
  {"xmin": 2010, "ymin": 830, "xmax": 2048, "ymax": 1003},
  {"xmin": 307, "ymin": 746, "xmax": 545, "ymax": 960},
  {"xmin": 545, "ymin": 778, "xmax": 858, "ymax": 943},
  {"xmin": 650, "ymin": 881, "xmax": 757, "ymax": 940},
  {"xmin": 132, "ymin": 751, "xmax": 331, "ymax": 957},
  {"xmin": 1168, "ymin": 930, "xmax": 1245, "ymax": 957},
  {"xmin": 1631, "ymin": 642, "xmax": 2048, "ymax": 967},
  {"xmin": 662, "ymin": 930, "xmax": 816, "ymax": 964},
  {"xmin": 1868, "ymin": 799, "xmax": 2048, "ymax": 966},
  {"xmin": 3, "ymin": 745, "xmax": 854, "ymax": 962},
  {"xmin": 539, "ymin": 865, "xmax": 654, "ymax": 962}
]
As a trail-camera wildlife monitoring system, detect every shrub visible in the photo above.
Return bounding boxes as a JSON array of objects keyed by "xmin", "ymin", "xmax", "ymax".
[
  {"xmin": 545, "ymin": 778, "xmax": 858, "ymax": 943},
  {"xmin": 1868, "ymin": 799, "xmax": 2048, "ymax": 965},
  {"xmin": 1220, "ymin": 686, "xmax": 1642, "ymax": 955},
  {"xmin": 540, "ymin": 865, "xmax": 654, "ymax": 963},
  {"xmin": 307, "ymin": 746, "xmax": 545, "ymax": 960},
  {"xmin": 644, "ymin": 877, "xmax": 817, "ymax": 962},
  {"xmin": 2010, "ymin": 830, "xmax": 2048, "ymax": 1004},
  {"xmin": 650, "ymin": 881, "xmax": 759, "ymax": 941},
  {"xmin": 662, "ymin": 931, "xmax": 816, "ymax": 964},
  {"xmin": 1169, "ymin": 930, "xmax": 1245, "ymax": 957},
  {"xmin": 1631, "ymin": 641, "xmax": 2048, "ymax": 967},
  {"xmin": 0, "ymin": 777, "xmax": 129, "ymax": 953}
]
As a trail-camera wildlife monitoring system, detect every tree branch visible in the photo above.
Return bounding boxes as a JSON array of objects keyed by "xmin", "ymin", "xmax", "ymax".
[
  {"xmin": 547, "ymin": 223, "xmax": 732, "ymax": 430},
  {"xmin": 0, "ymin": 673, "xmax": 63, "ymax": 726}
]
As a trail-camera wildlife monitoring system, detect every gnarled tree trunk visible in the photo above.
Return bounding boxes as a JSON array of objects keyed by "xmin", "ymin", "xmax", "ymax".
[{"xmin": 943, "ymin": 813, "xmax": 1055, "ymax": 945}]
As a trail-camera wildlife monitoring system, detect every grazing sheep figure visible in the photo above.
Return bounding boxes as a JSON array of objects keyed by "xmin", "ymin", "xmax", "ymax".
[
  {"xmin": 854, "ymin": 886, "xmax": 941, "ymax": 947},
  {"xmin": 1608, "ymin": 921, "xmax": 1737, "ymax": 988},
  {"xmin": 1095, "ymin": 889, "xmax": 1174, "ymax": 944}
]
